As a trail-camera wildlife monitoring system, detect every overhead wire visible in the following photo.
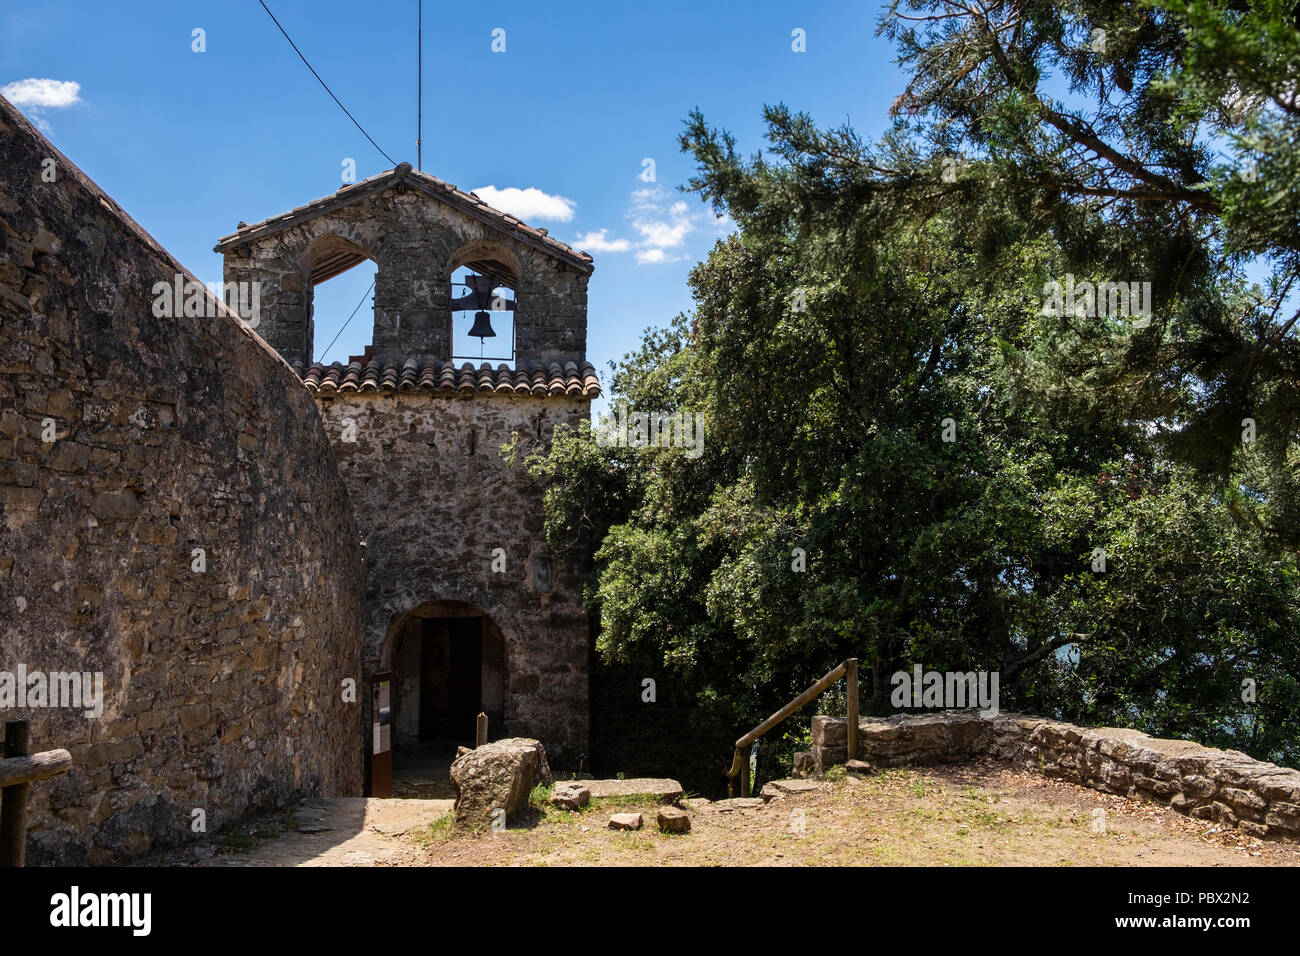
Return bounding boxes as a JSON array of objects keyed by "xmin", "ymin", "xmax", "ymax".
[
  {"xmin": 319, "ymin": 280, "xmax": 375, "ymax": 361},
  {"xmin": 255, "ymin": 0, "xmax": 399, "ymax": 167}
]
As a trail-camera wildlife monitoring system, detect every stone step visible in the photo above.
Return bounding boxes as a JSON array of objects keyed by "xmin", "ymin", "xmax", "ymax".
[
  {"xmin": 759, "ymin": 778, "xmax": 824, "ymax": 800},
  {"xmin": 715, "ymin": 797, "xmax": 766, "ymax": 811},
  {"xmin": 582, "ymin": 778, "xmax": 684, "ymax": 803}
]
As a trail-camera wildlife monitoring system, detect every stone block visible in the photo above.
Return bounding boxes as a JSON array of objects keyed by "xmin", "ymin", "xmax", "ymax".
[{"xmin": 656, "ymin": 807, "xmax": 691, "ymax": 833}]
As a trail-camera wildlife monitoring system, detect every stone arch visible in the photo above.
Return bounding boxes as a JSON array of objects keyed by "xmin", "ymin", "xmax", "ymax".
[
  {"xmin": 379, "ymin": 599, "xmax": 509, "ymax": 753},
  {"xmin": 300, "ymin": 232, "xmax": 377, "ymax": 285},
  {"xmin": 447, "ymin": 238, "xmax": 522, "ymax": 288},
  {"xmin": 297, "ymin": 232, "xmax": 378, "ymax": 364}
]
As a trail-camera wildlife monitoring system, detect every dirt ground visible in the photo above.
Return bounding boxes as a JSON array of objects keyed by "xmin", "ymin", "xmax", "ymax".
[
  {"xmin": 156, "ymin": 761, "xmax": 1300, "ymax": 867},
  {"xmin": 410, "ymin": 763, "xmax": 1300, "ymax": 867}
]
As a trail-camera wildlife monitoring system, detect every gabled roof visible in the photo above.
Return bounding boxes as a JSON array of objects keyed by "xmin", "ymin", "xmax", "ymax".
[{"xmin": 213, "ymin": 163, "xmax": 594, "ymax": 273}]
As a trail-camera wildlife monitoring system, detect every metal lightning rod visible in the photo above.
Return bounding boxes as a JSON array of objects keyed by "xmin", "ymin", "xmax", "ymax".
[{"xmin": 417, "ymin": 0, "xmax": 422, "ymax": 170}]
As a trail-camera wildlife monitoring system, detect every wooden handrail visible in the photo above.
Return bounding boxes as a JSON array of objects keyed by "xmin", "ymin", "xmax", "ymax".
[
  {"xmin": 726, "ymin": 658, "xmax": 858, "ymax": 797},
  {"xmin": 1, "ymin": 720, "xmax": 73, "ymax": 867},
  {"xmin": 0, "ymin": 749, "xmax": 73, "ymax": 788}
]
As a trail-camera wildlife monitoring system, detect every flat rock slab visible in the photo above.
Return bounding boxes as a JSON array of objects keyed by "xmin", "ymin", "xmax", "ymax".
[
  {"xmin": 715, "ymin": 798, "xmax": 766, "ymax": 811},
  {"xmin": 584, "ymin": 778, "xmax": 684, "ymax": 803},
  {"xmin": 760, "ymin": 779, "xmax": 825, "ymax": 800}
]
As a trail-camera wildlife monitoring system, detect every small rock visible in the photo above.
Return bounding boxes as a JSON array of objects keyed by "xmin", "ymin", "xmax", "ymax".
[
  {"xmin": 845, "ymin": 759, "xmax": 872, "ymax": 774},
  {"xmin": 550, "ymin": 783, "xmax": 591, "ymax": 811},
  {"xmin": 657, "ymin": 807, "xmax": 691, "ymax": 833},
  {"xmin": 608, "ymin": 813, "xmax": 643, "ymax": 831}
]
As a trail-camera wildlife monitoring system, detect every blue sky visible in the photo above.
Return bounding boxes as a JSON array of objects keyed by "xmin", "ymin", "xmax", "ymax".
[{"xmin": 1, "ymin": 0, "xmax": 903, "ymax": 388}]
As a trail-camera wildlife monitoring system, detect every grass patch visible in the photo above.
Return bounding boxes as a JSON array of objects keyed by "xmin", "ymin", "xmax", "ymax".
[
  {"xmin": 215, "ymin": 832, "xmax": 260, "ymax": 852},
  {"xmin": 411, "ymin": 812, "xmax": 456, "ymax": 846},
  {"xmin": 590, "ymin": 794, "xmax": 663, "ymax": 811}
]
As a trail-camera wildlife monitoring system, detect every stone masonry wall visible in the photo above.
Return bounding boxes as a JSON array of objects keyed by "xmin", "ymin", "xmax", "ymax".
[
  {"xmin": 0, "ymin": 95, "xmax": 365, "ymax": 864},
  {"xmin": 315, "ymin": 391, "xmax": 591, "ymax": 766},
  {"xmin": 812, "ymin": 712, "xmax": 1300, "ymax": 840}
]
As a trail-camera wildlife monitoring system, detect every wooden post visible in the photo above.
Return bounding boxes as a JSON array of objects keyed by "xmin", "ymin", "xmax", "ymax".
[
  {"xmin": 475, "ymin": 712, "xmax": 488, "ymax": 748},
  {"xmin": 846, "ymin": 658, "xmax": 859, "ymax": 761},
  {"xmin": 1, "ymin": 720, "xmax": 30, "ymax": 867}
]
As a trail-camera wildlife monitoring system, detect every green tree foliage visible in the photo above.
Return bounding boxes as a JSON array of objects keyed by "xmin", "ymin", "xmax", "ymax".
[
  {"xmin": 512, "ymin": 0, "xmax": 1300, "ymax": 769},
  {"xmin": 881, "ymin": 0, "xmax": 1300, "ymax": 540}
]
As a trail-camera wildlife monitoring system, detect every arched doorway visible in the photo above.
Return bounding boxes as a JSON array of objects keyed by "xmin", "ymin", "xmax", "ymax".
[{"xmin": 379, "ymin": 600, "xmax": 507, "ymax": 797}]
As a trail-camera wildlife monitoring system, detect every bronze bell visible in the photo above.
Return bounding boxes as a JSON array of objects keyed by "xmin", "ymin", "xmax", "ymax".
[{"xmin": 467, "ymin": 310, "xmax": 496, "ymax": 339}]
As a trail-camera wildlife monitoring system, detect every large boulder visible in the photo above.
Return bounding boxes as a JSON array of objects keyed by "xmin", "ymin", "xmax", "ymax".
[{"xmin": 450, "ymin": 738, "xmax": 552, "ymax": 826}]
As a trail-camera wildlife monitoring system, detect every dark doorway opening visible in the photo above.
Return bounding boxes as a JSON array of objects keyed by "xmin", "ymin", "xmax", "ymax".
[
  {"xmin": 380, "ymin": 601, "xmax": 507, "ymax": 799},
  {"xmin": 419, "ymin": 617, "xmax": 483, "ymax": 743}
]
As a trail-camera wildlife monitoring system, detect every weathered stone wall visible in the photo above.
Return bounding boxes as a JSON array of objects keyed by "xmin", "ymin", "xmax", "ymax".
[
  {"xmin": 0, "ymin": 95, "xmax": 365, "ymax": 864},
  {"xmin": 220, "ymin": 174, "xmax": 590, "ymax": 367},
  {"xmin": 314, "ymin": 391, "xmax": 591, "ymax": 765},
  {"xmin": 812, "ymin": 712, "xmax": 1300, "ymax": 840}
]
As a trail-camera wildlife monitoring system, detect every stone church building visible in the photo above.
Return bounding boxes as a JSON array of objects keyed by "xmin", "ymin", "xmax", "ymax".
[
  {"xmin": 1, "ymin": 89, "xmax": 615, "ymax": 861},
  {"xmin": 214, "ymin": 163, "xmax": 601, "ymax": 770}
]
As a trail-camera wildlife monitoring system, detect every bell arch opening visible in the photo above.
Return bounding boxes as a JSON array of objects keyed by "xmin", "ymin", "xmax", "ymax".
[
  {"xmin": 447, "ymin": 240, "xmax": 519, "ymax": 366},
  {"xmin": 300, "ymin": 234, "xmax": 378, "ymax": 365}
]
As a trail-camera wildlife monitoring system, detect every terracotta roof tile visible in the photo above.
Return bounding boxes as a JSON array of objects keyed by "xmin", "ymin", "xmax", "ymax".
[{"xmin": 297, "ymin": 357, "xmax": 601, "ymax": 399}]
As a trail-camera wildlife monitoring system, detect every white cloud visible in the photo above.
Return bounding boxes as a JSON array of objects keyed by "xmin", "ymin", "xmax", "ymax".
[
  {"xmin": 633, "ymin": 215, "xmax": 694, "ymax": 249},
  {"xmin": 2, "ymin": 78, "xmax": 81, "ymax": 108},
  {"xmin": 635, "ymin": 247, "xmax": 683, "ymax": 265},
  {"xmin": 471, "ymin": 185, "xmax": 576, "ymax": 222},
  {"xmin": 629, "ymin": 185, "xmax": 668, "ymax": 210},
  {"xmin": 574, "ymin": 229, "xmax": 632, "ymax": 253},
  {"xmin": 570, "ymin": 183, "xmax": 736, "ymax": 266}
]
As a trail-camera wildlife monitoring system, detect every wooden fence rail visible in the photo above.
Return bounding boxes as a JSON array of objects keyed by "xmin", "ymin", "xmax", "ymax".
[
  {"xmin": 0, "ymin": 719, "xmax": 72, "ymax": 866},
  {"xmin": 726, "ymin": 658, "xmax": 858, "ymax": 797}
]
